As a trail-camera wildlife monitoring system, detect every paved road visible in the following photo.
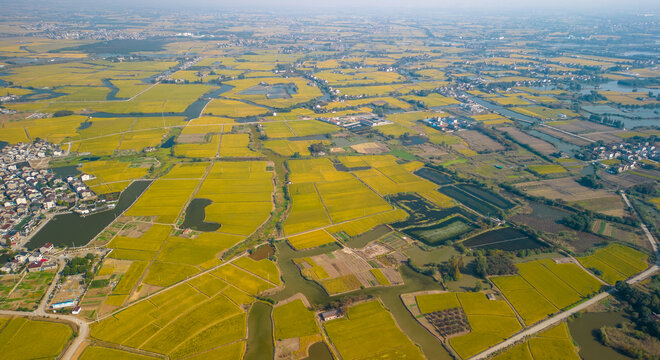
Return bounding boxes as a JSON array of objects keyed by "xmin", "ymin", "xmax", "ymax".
[{"xmin": 470, "ymin": 192, "xmax": 659, "ymax": 360}]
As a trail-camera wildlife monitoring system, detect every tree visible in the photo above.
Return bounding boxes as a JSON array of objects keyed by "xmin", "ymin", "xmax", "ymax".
[
  {"xmin": 561, "ymin": 213, "xmax": 593, "ymax": 232},
  {"xmin": 475, "ymin": 255, "xmax": 488, "ymax": 278}
]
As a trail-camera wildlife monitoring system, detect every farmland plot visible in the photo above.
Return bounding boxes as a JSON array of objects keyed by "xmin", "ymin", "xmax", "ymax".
[{"xmin": 324, "ymin": 300, "xmax": 424, "ymax": 360}]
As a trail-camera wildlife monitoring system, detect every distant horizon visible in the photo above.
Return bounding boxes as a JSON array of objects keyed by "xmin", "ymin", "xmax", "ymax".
[{"xmin": 3, "ymin": 0, "xmax": 660, "ymax": 15}]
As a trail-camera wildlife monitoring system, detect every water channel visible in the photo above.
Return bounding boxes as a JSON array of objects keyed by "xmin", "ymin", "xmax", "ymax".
[{"xmin": 273, "ymin": 242, "xmax": 452, "ymax": 360}]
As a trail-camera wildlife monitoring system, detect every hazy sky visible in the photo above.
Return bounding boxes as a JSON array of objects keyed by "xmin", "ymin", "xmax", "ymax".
[
  {"xmin": 130, "ymin": 0, "xmax": 659, "ymax": 11},
  {"xmin": 15, "ymin": 0, "xmax": 660, "ymax": 13}
]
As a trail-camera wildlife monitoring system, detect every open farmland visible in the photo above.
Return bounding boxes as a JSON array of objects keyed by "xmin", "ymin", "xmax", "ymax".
[
  {"xmin": 492, "ymin": 322, "xmax": 580, "ymax": 360},
  {"xmin": 515, "ymin": 177, "xmax": 625, "ymax": 216},
  {"xmin": 89, "ymin": 257, "xmax": 278, "ymax": 358},
  {"xmin": 577, "ymin": 243, "xmax": 649, "ymax": 284},
  {"xmin": 499, "ymin": 126, "xmax": 558, "ymax": 156},
  {"xmin": 1, "ymin": 10, "xmax": 659, "ymax": 360},
  {"xmin": 492, "ymin": 258, "xmax": 602, "ymax": 324},
  {"xmin": 81, "ymin": 160, "xmax": 149, "ymax": 194},
  {"xmin": 0, "ymin": 317, "xmax": 73, "ymax": 360},
  {"xmin": 126, "ymin": 180, "xmax": 199, "ymax": 223},
  {"xmin": 295, "ymin": 244, "xmax": 403, "ymax": 295},
  {"xmin": 283, "ymin": 158, "xmax": 393, "ymax": 235},
  {"xmin": 323, "ymin": 300, "xmax": 424, "ymax": 360},
  {"xmin": 196, "ymin": 161, "xmax": 273, "ymax": 236}
]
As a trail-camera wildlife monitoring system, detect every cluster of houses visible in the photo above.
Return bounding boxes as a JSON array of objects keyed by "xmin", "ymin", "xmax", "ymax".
[
  {"xmin": 422, "ymin": 116, "xmax": 470, "ymax": 133},
  {"xmin": 1, "ymin": 242, "xmax": 55, "ymax": 273},
  {"xmin": 319, "ymin": 113, "xmax": 391, "ymax": 131},
  {"xmin": 587, "ymin": 142, "xmax": 659, "ymax": 174},
  {"xmin": 0, "ymin": 140, "xmax": 63, "ymax": 164},
  {"xmin": 65, "ymin": 175, "xmax": 96, "ymax": 202},
  {"xmin": 0, "ymin": 141, "xmax": 96, "ymax": 246}
]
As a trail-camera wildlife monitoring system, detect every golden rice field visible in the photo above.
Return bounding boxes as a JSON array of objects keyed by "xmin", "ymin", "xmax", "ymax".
[
  {"xmin": 0, "ymin": 317, "xmax": 72, "ymax": 360},
  {"xmin": 263, "ymin": 139, "xmax": 330, "ymax": 156},
  {"xmin": 287, "ymin": 229, "xmax": 337, "ymax": 250},
  {"xmin": 492, "ymin": 258, "xmax": 602, "ymax": 325},
  {"xmin": 180, "ymin": 116, "xmax": 233, "ymax": 135},
  {"xmin": 218, "ymin": 133, "xmax": 260, "ymax": 157},
  {"xmin": 81, "ymin": 160, "xmax": 149, "ymax": 194},
  {"xmin": 203, "ymin": 98, "xmax": 269, "ymax": 117},
  {"xmin": 174, "ymin": 134, "xmax": 220, "ymax": 158},
  {"xmin": 284, "ymin": 158, "xmax": 399, "ymax": 235},
  {"xmin": 272, "ymin": 299, "xmax": 320, "ymax": 340},
  {"xmin": 126, "ymin": 180, "xmax": 199, "ymax": 223},
  {"xmin": 90, "ymin": 278, "xmax": 252, "ymax": 358},
  {"xmin": 323, "ymin": 300, "xmax": 424, "ymax": 360},
  {"xmin": 402, "ymin": 93, "xmax": 460, "ymax": 107},
  {"xmin": 196, "ymin": 161, "xmax": 273, "ymax": 236},
  {"xmin": 262, "ymin": 120, "xmax": 340, "ymax": 139},
  {"xmin": 577, "ymin": 243, "xmax": 648, "ymax": 284},
  {"xmin": 492, "ymin": 322, "xmax": 580, "ymax": 360}
]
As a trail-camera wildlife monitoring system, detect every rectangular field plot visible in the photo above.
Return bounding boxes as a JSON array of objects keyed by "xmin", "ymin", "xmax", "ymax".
[
  {"xmin": 161, "ymin": 162, "xmax": 210, "ymax": 179},
  {"xmin": 218, "ymin": 133, "xmax": 260, "ymax": 157},
  {"xmin": 414, "ymin": 292, "xmax": 521, "ymax": 359},
  {"xmin": 174, "ymin": 134, "xmax": 220, "ymax": 158},
  {"xmin": 493, "ymin": 258, "xmax": 602, "ymax": 324},
  {"xmin": 89, "ymin": 264, "xmax": 258, "ymax": 359},
  {"xmin": 324, "ymin": 300, "xmax": 424, "ymax": 360},
  {"xmin": 403, "ymin": 216, "xmax": 476, "ymax": 246},
  {"xmin": 462, "ymin": 227, "xmax": 545, "ymax": 251},
  {"xmin": 263, "ymin": 139, "xmax": 330, "ymax": 156},
  {"xmin": 491, "ymin": 275, "xmax": 558, "ymax": 325},
  {"xmin": 515, "ymin": 261, "xmax": 583, "ymax": 309},
  {"xmin": 492, "ymin": 322, "xmax": 579, "ymax": 360},
  {"xmin": 284, "ymin": 158, "xmax": 392, "ymax": 235},
  {"xmin": 315, "ymin": 178, "xmax": 392, "ymax": 223},
  {"xmin": 577, "ymin": 243, "xmax": 648, "ymax": 284},
  {"xmin": 82, "ymin": 160, "xmax": 149, "ymax": 194},
  {"xmin": 273, "ymin": 299, "xmax": 320, "ymax": 340},
  {"xmin": 287, "ymin": 229, "xmax": 336, "ymax": 250},
  {"xmin": 0, "ymin": 317, "xmax": 72, "ymax": 360},
  {"xmin": 196, "ymin": 161, "xmax": 273, "ymax": 236},
  {"xmin": 157, "ymin": 232, "xmax": 243, "ymax": 266},
  {"xmin": 126, "ymin": 180, "xmax": 199, "ymax": 223}
]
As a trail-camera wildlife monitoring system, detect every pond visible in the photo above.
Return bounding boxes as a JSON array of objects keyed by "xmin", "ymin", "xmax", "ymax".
[
  {"xmin": 304, "ymin": 341, "xmax": 333, "ymax": 360},
  {"xmin": 26, "ymin": 180, "xmax": 151, "ymax": 250},
  {"xmin": 180, "ymin": 198, "xmax": 221, "ymax": 232},
  {"xmin": 579, "ymin": 80, "xmax": 657, "ymax": 95},
  {"xmin": 527, "ymin": 129, "xmax": 580, "ymax": 155},
  {"xmin": 401, "ymin": 135, "xmax": 427, "ymax": 146},
  {"xmin": 568, "ymin": 311, "xmax": 631, "ymax": 360},
  {"xmin": 160, "ymin": 136, "xmax": 176, "ymax": 148},
  {"xmin": 239, "ymin": 83, "xmax": 298, "ymax": 99},
  {"xmin": 51, "ymin": 165, "xmax": 81, "ymax": 178},
  {"xmin": 464, "ymin": 94, "xmax": 537, "ymax": 124}
]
